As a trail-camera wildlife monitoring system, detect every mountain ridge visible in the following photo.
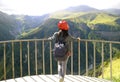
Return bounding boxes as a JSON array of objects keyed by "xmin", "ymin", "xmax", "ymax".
[
  {"xmin": 64, "ymin": 5, "xmax": 99, "ymax": 12},
  {"xmin": 0, "ymin": 5, "xmax": 120, "ymax": 40}
]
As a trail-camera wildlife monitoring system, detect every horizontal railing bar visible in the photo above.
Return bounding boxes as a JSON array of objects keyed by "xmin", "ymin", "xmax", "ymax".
[
  {"xmin": 0, "ymin": 39, "xmax": 49, "ymax": 43},
  {"xmin": 0, "ymin": 39, "xmax": 120, "ymax": 44},
  {"xmin": 81, "ymin": 39, "xmax": 120, "ymax": 44}
]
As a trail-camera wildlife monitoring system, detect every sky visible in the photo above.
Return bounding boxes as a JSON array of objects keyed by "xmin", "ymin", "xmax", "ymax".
[{"xmin": 0, "ymin": 0, "xmax": 120, "ymax": 16}]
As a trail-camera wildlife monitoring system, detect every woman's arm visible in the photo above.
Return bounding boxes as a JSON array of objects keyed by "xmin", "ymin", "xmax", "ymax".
[
  {"xmin": 67, "ymin": 35, "xmax": 80, "ymax": 41},
  {"xmin": 48, "ymin": 32, "xmax": 58, "ymax": 40}
]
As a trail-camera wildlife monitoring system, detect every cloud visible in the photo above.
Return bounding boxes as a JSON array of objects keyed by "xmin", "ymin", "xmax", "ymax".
[
  {"xmin": 0, "ymin": 0, "xmax": 120, "ymax": 15},
  {"xmin": 113, "ymin": 3, "xmax": 120, "ymax": 9}
]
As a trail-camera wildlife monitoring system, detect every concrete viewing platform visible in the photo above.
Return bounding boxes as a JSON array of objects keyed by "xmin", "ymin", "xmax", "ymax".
[{"xmin": 0, "ymin": 75, "xmax": 111, "ymax": 82}]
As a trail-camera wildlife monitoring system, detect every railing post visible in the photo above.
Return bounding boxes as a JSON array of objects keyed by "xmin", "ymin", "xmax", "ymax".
[
  {"xmin": 42, "ymin": 40, "xmax": 45, "ymax": 74},
  {"xmin": 71, "ymin": 41, "xmax": 73, "ymax": 75},
  {"xmin": 101, "ymin": 42, "xmax": 104, "ymax": 79},
  {"xmin": 35, "ymin": 41, "xmax": 38, "ymax": 75},
  {"xmin": 3, "ymin": 43, "xmax": 6, "ymax": 80},
  {"xmin": 49, "ymin": 41, "xmax": 52, "ymax": 74},
  {"xmin": 78, "ymin": 40, "xmax": 80, "ymax": 75},
  {"xmin": 12, "ymin": 42, "xmax": 15, "ymax": 78},
  {"xmin": 93, "ymin": 42, "xmax": 96, "ymax": 77},
  {"xmin": 20, "ymin": 41, "xmax": 23, "ymax": 77},
  {"xmin": 85, "ymin": 41, "xmax": 88, "ymax": 76},
  {"xmin": 27, "ymin": 41, "xmax": 30, "ymax": 76},
  {"xmin": 110, "ymin": 43, "xmax": 112, "ymax": 81}
]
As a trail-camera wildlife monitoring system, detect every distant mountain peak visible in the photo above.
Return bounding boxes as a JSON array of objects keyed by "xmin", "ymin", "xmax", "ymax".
[{"xmin": 65, "ymin": 5, "xmax": 98, "ymax": 12}]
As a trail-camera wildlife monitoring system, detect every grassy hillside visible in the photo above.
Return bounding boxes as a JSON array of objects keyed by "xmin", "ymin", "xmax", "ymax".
[
  {"xmin": 89, "ymin": 13, "xmax": 118, "ymax": 25},
  {"xmin": 104, "ymin": 58, "xmax": 120, "ymax": 81},
  {"xmin": 94, "ymin": 46, "xmax": 120, "ymax": 82},
  {"xmin": 50, "ymin": 11, "xmax": 86, "ymax": 19},
  {"xmin": 18, "ymin": 27, "xmax": 41, "ymax": 38},
  {"xmin": 99, "ymin": 58, "xmax": 120, "ymax": 81}
]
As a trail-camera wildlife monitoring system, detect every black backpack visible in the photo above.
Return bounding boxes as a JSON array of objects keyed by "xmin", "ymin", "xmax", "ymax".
[{"xmin": 53, "ymin": 35, "xmax": 68, "ymax": 61}]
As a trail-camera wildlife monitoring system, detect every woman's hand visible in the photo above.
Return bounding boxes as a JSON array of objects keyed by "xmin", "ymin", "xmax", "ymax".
[
  {"xmin": 66, "ymin": 51, "xmax": 71, "ymax": 56},
  {"xmin": 77, "ymin": 37, "xmax": 80, "ymax": 40}
]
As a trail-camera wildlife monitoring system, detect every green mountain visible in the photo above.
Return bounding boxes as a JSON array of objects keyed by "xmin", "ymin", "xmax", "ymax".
[
  {"xmin": 20, "ymin": 10, "xmax": 120, "ymax": 41},
  {"xmin": 11, "ymin": 14, "xmax": 49, "ymax": 32},
  {"xmin": 1, "ymin": 5, "xmax": 120, "ymax": 41},
  {"xmin": 0, "ymin": 11, "xmax": 17, "ymax": 40},
  {"xmin": 0, "ymin": 11, "xmax": 50, "ymax": 40}
]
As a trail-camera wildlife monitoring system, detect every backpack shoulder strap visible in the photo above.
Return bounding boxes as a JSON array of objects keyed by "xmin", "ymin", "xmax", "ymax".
[
  {"xmin": 55, "ymin": 34, "xmax": 59, "ymax": 43},
  {"xmin": 55, "ymin": 31, "xmax": 68, "ymax": 43}
]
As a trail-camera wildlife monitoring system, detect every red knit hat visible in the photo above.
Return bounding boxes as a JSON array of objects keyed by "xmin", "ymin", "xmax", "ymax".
[{"xmin": 58, "ymin": 20, "xmax": 69, "ymax": 30}]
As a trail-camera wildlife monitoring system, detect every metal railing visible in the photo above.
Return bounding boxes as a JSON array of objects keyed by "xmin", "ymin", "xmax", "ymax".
[{"xmin": 0, "ymin": 39, "xmax": 120, "ymax": 81}]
